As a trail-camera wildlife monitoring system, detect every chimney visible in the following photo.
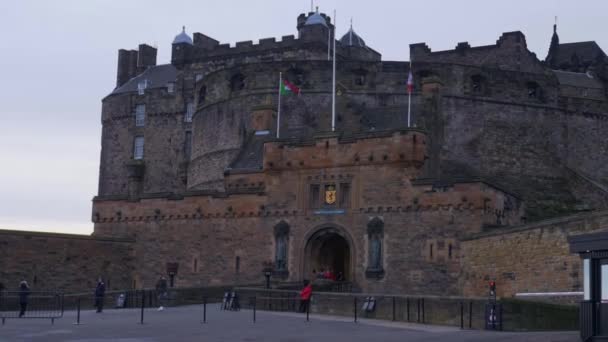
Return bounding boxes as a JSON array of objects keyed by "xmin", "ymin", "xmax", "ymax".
[{"xmin": 137, "ymin": 44, "xmax": 157, "ymax": 73}]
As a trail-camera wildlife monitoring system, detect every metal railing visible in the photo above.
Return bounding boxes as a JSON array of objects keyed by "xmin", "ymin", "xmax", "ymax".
[
  {"xmin": 0, "ymin": 291, "xmax": 64, "ymax": 324},
  {"xmin": 0, "ymin": 287, "xmax": 486, "ymax": 329},
  {"xmin": 236, "ymin": 288, "xmax": 484, "ymax": 328}
]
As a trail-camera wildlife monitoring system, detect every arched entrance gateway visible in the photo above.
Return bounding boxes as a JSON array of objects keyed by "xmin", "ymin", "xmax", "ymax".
[{"xmin": 303, "ymin": 226, "xmax": 353, "ymax": 281}]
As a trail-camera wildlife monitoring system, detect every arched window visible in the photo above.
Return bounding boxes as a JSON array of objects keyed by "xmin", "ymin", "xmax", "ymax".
[
  {"xmin": 471, "ymin": 74, "xmax": 485, "ymax": 93},
  {"xmin": 198, "ymin": 86, "xmax": 207, "ymax": 105},
  {"xmin": 287, "ymin": 67, "xmax": 305, "ymax": 86},
  {"xmin": 230, "ymin": 73, "xmax": 245, "ymax": 92},
  {"xmin": 366, "ymin": 217, "xmax": 385, "ymax": 279},
  {"xmin": 274, "ymin": 221, "xmax": 290, "ymax": 277},
  {"xmin": 527, "ymin": 81, "xmax": 540, "ymax": 99}
]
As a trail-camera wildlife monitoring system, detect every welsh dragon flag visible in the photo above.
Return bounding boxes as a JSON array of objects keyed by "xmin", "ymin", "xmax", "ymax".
[{"xmin": 280, "ymin": 79, "xmax": 301, "ymax": 95}]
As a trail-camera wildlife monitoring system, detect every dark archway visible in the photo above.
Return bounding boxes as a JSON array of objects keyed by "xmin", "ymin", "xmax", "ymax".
[{"xmin": 303, "ymin": 227, "xmax": 353, "ymax": 281}]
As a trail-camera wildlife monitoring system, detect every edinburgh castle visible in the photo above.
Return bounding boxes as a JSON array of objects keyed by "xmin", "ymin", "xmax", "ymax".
[{"xmin": 2, "ymin": 10, "xmax": 607, "ymax": 299}]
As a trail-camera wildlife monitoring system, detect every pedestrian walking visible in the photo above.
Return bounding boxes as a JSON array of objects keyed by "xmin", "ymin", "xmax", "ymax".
[
  {"xmin": 155, "ymin": 275, "xmax": 168, "ymax": 311},
  {"xmin": 298, "ymin": 280, "xmax": 312, "ymax": 313},
  {"xmin": 18, "ymin": 280, "xmax": 30, "ymax": 318},
  {"xmin": 95, "ymin": 278, "xmax": 106, "ymax": 313}
]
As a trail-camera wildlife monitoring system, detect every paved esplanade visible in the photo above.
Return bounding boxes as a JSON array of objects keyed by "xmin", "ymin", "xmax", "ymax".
[{"xmin": 0, "ymin": 305, "xmax": 578, "ymax": 342}]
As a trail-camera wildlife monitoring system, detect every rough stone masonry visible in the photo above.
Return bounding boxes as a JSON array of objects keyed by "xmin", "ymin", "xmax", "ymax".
[{"xmin": 2, "ymin": 11, "xmax": 607, "ymax": 298}]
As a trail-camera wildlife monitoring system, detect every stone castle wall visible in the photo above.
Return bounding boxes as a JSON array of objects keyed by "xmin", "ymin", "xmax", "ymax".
[
  {"xmin": 0, "ymin": 230, "xmax": 135, "ymax": 292},
  {"xmin": 460, "ymin": 210, "xmax": 608, "ymax": 298}
]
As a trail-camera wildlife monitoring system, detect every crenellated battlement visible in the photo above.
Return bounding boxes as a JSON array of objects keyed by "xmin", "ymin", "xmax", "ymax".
[
  {"xmin": 263, "ymin": 130, "xmax": 427, "ymax": 171},
  {"xmin": 410, "ymin": 31, "xmax": 543, "ymax": 73}
]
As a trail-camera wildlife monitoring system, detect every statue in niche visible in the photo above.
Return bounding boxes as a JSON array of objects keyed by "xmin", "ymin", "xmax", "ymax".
[
  {"xmin": 276, "ymin": 234, "xmax": 287, "ymax": 270},
  {"xmin": 369, "ymin": 235, "xmax": 382, "ymax": 270}
]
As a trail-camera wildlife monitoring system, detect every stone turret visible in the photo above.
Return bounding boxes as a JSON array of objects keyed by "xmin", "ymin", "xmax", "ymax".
[
  {"xmin": 171, "ymin": 26, "xmax": 194, "ymax": 65},
  {"xmin": 297, "ymin": 8, "xmax": 331, "ymax": 43}
]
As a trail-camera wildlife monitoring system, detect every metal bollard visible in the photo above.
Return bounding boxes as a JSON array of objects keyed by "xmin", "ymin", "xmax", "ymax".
[
  {"xmin": 421, "ymin": 298, "xmax": 425, "ymax": 324},
  {"xmin": 202, "ymin": 296, "xmax": 207, "ymax": 324},
  {"xmin": 306, "ymin": 298, "xmax": 310, "ymax": 322},
  {"xmin": 74, "ymin": 297, "xmax": 82, "ymax": 325},
  {"xmin": 417, "ymin": 298, "xmax": 420, "ymax": 323},
  {"xmin": 392, "ymin": 296, "xmax": 396, "ymax": 321},
  {"xmin": 353, "ymin": 297, "xmax": 357, "ymax": 323},
  {"xmin": 139, "ymin": 290, "xmax": 145, "ymax": 325},
  {"xmin": 406, "ymin": 297, "xmax": 410, "ymax": 322},
  {"xmin": 460, "ymin": 302, "xmax": 464, "ymax": 329},
  {"xmin": 469, "ymin": 301, "xmax": 473, "ymax": 329},
  {"xmin": 253, "ymin": 296, "xmax": 256, "ymax": 323}
]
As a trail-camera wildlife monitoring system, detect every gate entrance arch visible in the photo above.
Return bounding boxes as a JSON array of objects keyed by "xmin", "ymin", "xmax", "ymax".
[{"xmin": 303, "ymin": 226, "xmax": 354, "ymax": 281}]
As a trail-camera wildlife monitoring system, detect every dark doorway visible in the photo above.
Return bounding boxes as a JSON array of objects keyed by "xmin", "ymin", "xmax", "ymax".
[{"xmin": 304, "ymin": 228, "xmax": 351, "ymax": 281}]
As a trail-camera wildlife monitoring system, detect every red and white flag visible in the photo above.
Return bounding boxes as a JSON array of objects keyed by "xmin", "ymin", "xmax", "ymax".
[{"xmin": 407, "ymin": 71, "xmax": 414, "ymax": 94}]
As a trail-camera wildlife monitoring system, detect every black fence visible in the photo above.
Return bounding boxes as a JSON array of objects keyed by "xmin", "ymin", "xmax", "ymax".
[
  {"xmin": 0, "ymin": 291, "xmax": 64, "ymax": 324},
  {"xmin": 237, "ymin": 288, "xmax": 483, "ymax": 328},
  {"xmin": 0, "ymin": 287, "xmax": 574, "ymax": 331}
]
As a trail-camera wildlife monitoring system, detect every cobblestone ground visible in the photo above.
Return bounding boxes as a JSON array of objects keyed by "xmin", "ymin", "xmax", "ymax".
[{"xmin": 0, "ymin": 305, "xmax": 579, "ymax": 342}]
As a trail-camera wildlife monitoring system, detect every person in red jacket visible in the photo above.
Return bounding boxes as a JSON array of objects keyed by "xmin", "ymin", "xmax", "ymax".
[{"xmin": 299, "ymin": 280, "xmax": 312, "ymax": 313}]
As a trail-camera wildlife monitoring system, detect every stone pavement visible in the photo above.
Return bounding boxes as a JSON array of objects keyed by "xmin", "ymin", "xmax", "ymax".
[{"xmin": 0, "ymin": 305, "xmax": 579, "ymax": 342}]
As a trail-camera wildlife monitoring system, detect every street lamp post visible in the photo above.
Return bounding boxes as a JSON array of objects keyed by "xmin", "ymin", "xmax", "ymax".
[{"xmin": 262, "ymin": 261, "xmax": 274, "ymax": 289}]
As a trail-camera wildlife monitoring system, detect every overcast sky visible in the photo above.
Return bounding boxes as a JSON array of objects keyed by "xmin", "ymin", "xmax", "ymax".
[{"xmin": 0, "ymin": 0, "xmax": 606, "ymax": 235}]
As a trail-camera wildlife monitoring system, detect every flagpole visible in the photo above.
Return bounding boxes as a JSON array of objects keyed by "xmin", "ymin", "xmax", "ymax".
[
  {"xmin": 331, "ymin": 10, "xmax": 337, "ymax": 132},
  {"xmin": 327, "ymin": 21, "xmax": 331, "ymax": 60},
  {"xmin": 407, "ymin": 60, "xmax": 412, "ymax": 128},
  {"xmin": 277, "ymin": 72, "xmax": 282, "ymax": 139}
]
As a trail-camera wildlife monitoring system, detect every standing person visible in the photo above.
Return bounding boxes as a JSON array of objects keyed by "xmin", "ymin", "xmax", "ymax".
[
  {"xmin": 18, "ymin": 280, "xmax": 30, "ymax": 318},
  {"xmin": 298, "ymin": 280, "xmax": 312, "ymax": 313},
  {"xmin": 0, "ymin": 282, "xmax": 4, "ymax": 311},
  {"xmin": 95, "ymin": 278, "xmax": 106, "ymax": 313},
  {"xmin": 155, "ymin": 275, "xmax": 168, "ymax": 311}
]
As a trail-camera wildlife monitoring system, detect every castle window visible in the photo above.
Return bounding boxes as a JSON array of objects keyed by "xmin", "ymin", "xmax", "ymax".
[
  {"xmin": 137, "ymin": 80, "xmax": 147, "ymax": 95},
  {"xmin": 230, "ymin": 73, "xmax": 245, "ymax": 92},
  {"xmin": 235, "ymin": 256, "xmax": 240, "ymax": 273},
  {"xmin": 135, "ymin": 104, "xmax": 145, "ymax": 127},
  {"xmin": 133, "ymin": 136, "xmax": 144, "ymax": 160},
  {"xmin": 184, "ymin": 131, "xmax": 192, "ymax": 158},
  {"xmin": 309, "ymin": 184, "xmax": 320, "ymax": 208},
  {"xmin": 198, "ymin": 86, "xmax": 207, "ymax": 106},
  {"xmin": 339, "ymin": 183, "xmax": 351, "ymax": 208},
  {"xmin": 193, "ymin": 258, "xmax": 198, "ymax": 272},
  {"xmin": 448, "ymin": 244, "xmax": 453, "ymax": 259},
  {"xmin": 471, "ymin": 75, "xmax": 484, "ymax": 93},
  {"xmin": 167, "ymin": 82, "xmax": 175, "ymax": 94},
  {"xmin": 185, "ymin": 102, "xmax": 194, "ymax": 122},
  {"xmin": 274, "ymin": 221, "xmax": 290, "ymax": 273},
  {"xmin": 430, "ymin": 244, "xmax": 434, "ymax": 260},
  {"xmin": 366, "ymin": 217, "xmax": 384, "ymax": 279},
  {"xmin": 527, "ymin": 82, "xmax": 539, "ymax": 98}
]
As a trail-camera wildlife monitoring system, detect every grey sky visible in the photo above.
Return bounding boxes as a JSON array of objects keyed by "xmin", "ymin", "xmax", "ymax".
[{"xmin": 0, "ymin": 0, "xmax": 605, "ymax": 235}]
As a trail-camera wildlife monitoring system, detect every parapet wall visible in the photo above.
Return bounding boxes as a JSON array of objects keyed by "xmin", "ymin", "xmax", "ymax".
[
  {"xmin": 460, "ymin": 210, "xmax": 608, "ymax": 298},
  {"xmin": 0, "ymin": 230, "xmax": 135, "ymax": 292}
]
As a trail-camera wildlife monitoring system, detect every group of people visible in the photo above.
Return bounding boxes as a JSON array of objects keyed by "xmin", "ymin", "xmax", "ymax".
[
  {"xmin": 313, "ymin": 268, "xmax": 344, "ymax": 282},
  {"xmin": 93, "ymin": 275, "xmax": 169, "ymax": 313}
]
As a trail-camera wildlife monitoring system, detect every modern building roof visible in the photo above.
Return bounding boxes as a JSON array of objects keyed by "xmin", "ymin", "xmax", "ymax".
[
  {"xmin": 553, "ymin": 70, "xmax": 604, "ymax": 89},
  {"xmin": 112, "ymin": 64, "xmax": 178, "ymax": 95},
  {"xmin": 173, "ymin": 26, "xmax": 193, "ymax": 45}
]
